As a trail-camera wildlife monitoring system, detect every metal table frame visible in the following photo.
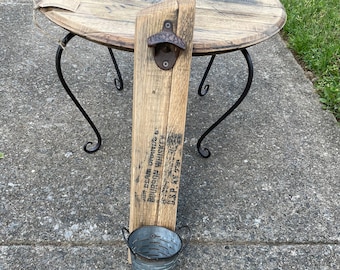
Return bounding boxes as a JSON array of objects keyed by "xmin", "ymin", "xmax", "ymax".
[{"xmin": 56, "ymin": 32, "xmax": 253, "ymax": 158}]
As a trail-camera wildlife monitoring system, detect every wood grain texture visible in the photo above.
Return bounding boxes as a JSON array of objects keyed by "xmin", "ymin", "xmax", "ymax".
[
  {"xmin": 130, "ymin": 0, "xmax": 195, "ymax": 232},
  {"xmin": 38, "ymin": 0, "xmax": 286, "ymax": 54}
]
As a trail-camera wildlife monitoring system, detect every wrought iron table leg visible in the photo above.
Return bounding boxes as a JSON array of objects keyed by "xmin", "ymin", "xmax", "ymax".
[
  {"xmin": 56, "ymin": 32, "xmax": 102, "ymax": 153},
  {"xmin": 197, "ymin": 48, "xmax": 254, "ymax": 158},
  {"xmin": 108, "ymin": 47, "xmax": 124, "ymax": 90},
  {"xmin": 198, "ymin": 54, "xmax": 216, "ymax": 96}
]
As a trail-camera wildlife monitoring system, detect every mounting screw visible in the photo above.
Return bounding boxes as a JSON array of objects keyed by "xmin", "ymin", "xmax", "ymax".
[
  {"xmin": 164, "ymin": 21, "xmax": 172, "ymax": 29},
  {"xmin": 162, "ymin": 61, "xmax": 169, "ymax": 68}
]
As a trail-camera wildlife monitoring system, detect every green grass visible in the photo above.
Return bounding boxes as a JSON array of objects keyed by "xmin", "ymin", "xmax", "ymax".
[{"xmin": 280, "ymin": 0, "xmax": 340, "ymax": 120}]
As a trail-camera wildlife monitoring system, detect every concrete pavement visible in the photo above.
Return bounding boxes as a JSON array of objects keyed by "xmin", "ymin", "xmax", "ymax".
[{"xmin": 1, "ymin": 1, "xmax": 339, "ymax": 269}]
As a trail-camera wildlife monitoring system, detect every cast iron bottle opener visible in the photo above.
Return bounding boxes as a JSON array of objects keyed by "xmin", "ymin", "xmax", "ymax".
[{"xmin": 147, "ymin": 20, "xmax": 186, "ymax": 70}]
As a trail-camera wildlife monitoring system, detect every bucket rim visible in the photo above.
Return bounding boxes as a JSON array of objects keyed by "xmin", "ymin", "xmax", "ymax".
[{"xmin": 122, "ymin": 226, "xmax": 184, "ymax": 261}]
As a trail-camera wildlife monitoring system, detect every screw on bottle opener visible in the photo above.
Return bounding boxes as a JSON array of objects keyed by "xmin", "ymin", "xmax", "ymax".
[{"xmin": 147, "ymin": 20, "xmax": 186, "ymax": 70}]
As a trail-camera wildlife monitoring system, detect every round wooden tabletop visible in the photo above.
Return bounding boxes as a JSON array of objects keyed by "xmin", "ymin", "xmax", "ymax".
[{"xmin": 39, "ymin": 0, "xmax": 286, "ymax": 55}]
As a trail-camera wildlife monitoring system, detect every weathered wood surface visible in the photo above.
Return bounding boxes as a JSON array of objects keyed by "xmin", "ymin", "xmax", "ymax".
[
  {"xmin": 38, "ymin": 0, "xmax": 286, "ymax": 54},
  {"xmin": 130, "ymin": 0, "xmax": 195, "ymax": 231}
]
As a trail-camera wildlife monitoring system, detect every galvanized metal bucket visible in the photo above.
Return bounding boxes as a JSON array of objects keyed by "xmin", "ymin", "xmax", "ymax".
[{"xmin": 122, "ymin": 225, "xmax": 190, "ymax": 270}]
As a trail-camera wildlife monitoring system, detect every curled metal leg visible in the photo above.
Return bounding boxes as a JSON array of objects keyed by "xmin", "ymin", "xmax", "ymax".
[
  {"xmin": 197, "ymin": 48, "xmax": 254, "ymax": 158},
  {"xmin": 198, "ymin": 54, "xmax": 216, "ymax": 96},
  {"xmin": 108, "ymin": 48, "xmax": 124, "ymax": 90},
  {"xmin": 56, "ymin": 32, "xmax": 102, "ymax": 153}
]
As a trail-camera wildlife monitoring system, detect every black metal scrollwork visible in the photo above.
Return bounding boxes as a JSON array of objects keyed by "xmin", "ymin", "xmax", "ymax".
[
  {"xmin": 56, "ymin": 32, "xmax": 102, "ymax": 153},
  {"xmin": 108, "ymin": 47, "xmax": 124, "ymax": 90},
  {"xmin": 198, "ymin": 54, "xmax": 216, "ymax": 96},
  {"xmin": 55, "ymin": 33, "xmax": 125, "ymax": 153},
  {"xmin": 197, "ymin": 49, "xmax": 254, "ymax": 158}
]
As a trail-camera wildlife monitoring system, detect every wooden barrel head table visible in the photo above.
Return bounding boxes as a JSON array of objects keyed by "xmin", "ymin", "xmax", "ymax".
[
  {"xmin": 37, "ymin": 0, "xmax": 286, "ymax": 156},
  {"xmin": 38, "ymin": 0, "xmax": 286, "ymax": 55}
]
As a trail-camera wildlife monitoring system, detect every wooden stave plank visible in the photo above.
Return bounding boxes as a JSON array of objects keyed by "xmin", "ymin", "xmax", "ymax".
[
  {"xmin": 129, "ymin": 0, "xmax": 195, "ymax": 233},
  {"xmin": 130, "ymin": 0, "xmax": 180, "ymax": 232}
]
